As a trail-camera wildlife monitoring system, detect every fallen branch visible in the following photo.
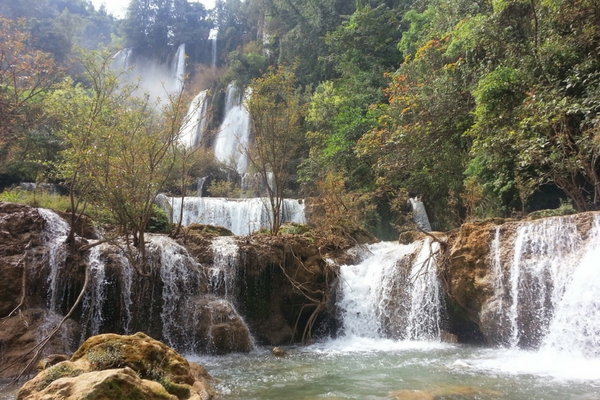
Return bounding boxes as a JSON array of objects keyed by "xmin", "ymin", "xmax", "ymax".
[{"xmin": 3, "ymin": 265, "xmax": 90, "ymax": 384}]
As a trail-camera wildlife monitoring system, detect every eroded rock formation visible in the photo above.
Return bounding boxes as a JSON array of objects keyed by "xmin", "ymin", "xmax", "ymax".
[{"xmin": 16, "ymin": 332, "xmax": 215, "ymax": 400}]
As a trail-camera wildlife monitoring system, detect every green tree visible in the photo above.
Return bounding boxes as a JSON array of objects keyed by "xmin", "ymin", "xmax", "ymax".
[{"xmin": 245, "ymin": 65, "xmax": 306, "ymax": 234}]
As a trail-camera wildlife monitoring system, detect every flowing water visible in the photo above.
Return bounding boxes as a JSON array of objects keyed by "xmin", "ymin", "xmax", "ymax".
[
  {"xmin": 166, "ymin": 196, "xmax": 306, "ymax": 235},
  {"xmin": 4, "ymin": 213, "xmax": 600, "ymax": 399},
  {"xmin": 189, "ymin": 340, "xmax": 600, "ymax": 400},
  {"xmin": 214, "ymin": 83, "xmax": 252, "ymax": 174}
]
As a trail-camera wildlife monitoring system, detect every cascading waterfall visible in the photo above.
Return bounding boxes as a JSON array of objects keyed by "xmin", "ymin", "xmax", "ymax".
[
  {"xmin": 487, "ymin": 214, "xmax": 600, "ymax": 350},
  {"xmin": 208, "ymin": 236, "xmax": 239, "ymax": 298},
  {"xmin": 165, "ymin": 196, "xmax": 306, "ymax": 235},
  {"xmin": 541, "ymin": 216, "xmax": 600, "ymax": 356},
  {"xmin": 213, "ymin": 83, "xmax": 252, "ymax": 174},
  {"xmin": 179, "ymin": 90, "xmax": 208, "ymax": 148},
  {"xmin": 146, "ymin": 234, "xmax": 204, "ymax": 352},
  {"xmin": 337, "ymin": 239, "xmax": 443, "ymax": 340},
  {"xmin": 81, "ymin": 244, "xmax": 107, "ymax": 337},
  {"xmin": 39, "ymin": 208, "xmax": 70, "ymax": 313}
]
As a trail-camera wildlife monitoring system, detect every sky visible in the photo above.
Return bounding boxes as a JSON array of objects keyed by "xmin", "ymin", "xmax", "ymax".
[{"xmin": 90, "ymin": 0, "xmax": 216, "ymax": 19}]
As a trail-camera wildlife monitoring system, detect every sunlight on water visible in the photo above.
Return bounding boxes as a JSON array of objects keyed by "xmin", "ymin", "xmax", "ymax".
[{"xmin": 188, "ymin": 341, "xmax": 600, "ymax": 400}]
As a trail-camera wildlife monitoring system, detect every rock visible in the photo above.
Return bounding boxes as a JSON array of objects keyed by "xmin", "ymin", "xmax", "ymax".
[
  {"xmin": 37, "ymin": 354, "xmax": 70, "ymax": 371},
  {"xmin": 17, "ymin": 332, "xmax": 216, "ymax": 400},
  {"xmin": 398, "ymin": 230, "xmax": 427, "ymax": 245},
  {"xmin": 0, "ymin": 309, "xmax": 79, "ymax": 378},
  {"xmin": 440, "ymin": 330, "xmax": 458, "ymax": 344},
  {"xmin": 18, "ymin": 367, "xmax": 177, "ymax": 400},
  {"xmin": 271, "ymin": 347, "xmax": 287, "ymax": 357}
]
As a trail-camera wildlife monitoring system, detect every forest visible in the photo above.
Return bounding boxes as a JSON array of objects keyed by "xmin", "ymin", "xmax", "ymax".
[{"xmin": 1, "ymin": 0, "xmax": 599, "ymax": 238}]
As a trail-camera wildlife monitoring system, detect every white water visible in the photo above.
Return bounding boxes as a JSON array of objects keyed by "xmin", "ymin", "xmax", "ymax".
[
  {"xmin": 409, "ymin": 197, "xmax": 432, "ymax": 232},
  {"xmin": 209, "ymin": 29, "xmax": 218, "ymax": 68},
  {"xmin": 112, "ymin": 44, "xmax": 186, "ymax": 103},
  {"xmin": 171, "ymin": 44, "xmax": 186, "ymax": 94},
  {"xmin": 38, "ymin": 208, "xmax": 70, "ymax": 312},
  {"xmin": 166, "ymin": 196, "xmax": 306, "ymax": 235},
  {"xmin": 146, "ymin": 235, "xmax": 204, "ymax": 352},
  {"xmin": 179, "ymin": 90, "xmax": 208, "ymax": 148},
  {"xmin": 208, "ymin": 236, "xmax": 239, "ymax": 298},
  {"xmin": 491, "ymin": 216, "xmax": 591, "ymax": 348},
  {"xmin": 214, "ymin": 83, "xmax": 251, "ymax": 174},
  {"xmin": 337, "ymin": 240, "xmax": 443, "ymax": 340},
  {"xmin": 83, "ymin": 244, "xmax": 107, "ymax": 336}
]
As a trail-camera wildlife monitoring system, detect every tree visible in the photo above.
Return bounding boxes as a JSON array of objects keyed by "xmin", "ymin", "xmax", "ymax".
[
  {"xmin": 45, "ymin": 48, "xmax": 125, "ymax": 244},
  {"xmin": 245, "ymin": 65, "xmax": 306, "ymax": 234},
  {"xmin": 0, "ymin": 17, "xmax": 60, "ymax": 175}
]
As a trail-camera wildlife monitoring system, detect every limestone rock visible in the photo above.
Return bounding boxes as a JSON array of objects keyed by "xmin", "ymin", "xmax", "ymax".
[
  {"xmin": 271, "ymin": 347, "xmax": 287, "ymax": 357},
  {"xmin": 17, "ymin": 332, "xmax": 216, "ymax": 400},
  {"xmin": 18, "ymin": 367, "xmax": 177, "ymax": 400}
]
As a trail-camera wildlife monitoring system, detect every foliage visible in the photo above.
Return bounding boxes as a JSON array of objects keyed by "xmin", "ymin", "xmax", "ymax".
[
  {"xmin": 207, "ymin": 180, "xmax": 240, "ymax": 197},
  {"xmin": 0, "ymin": 17, "xmax": 60, "ymax": 177},
  {"xmin": 38, "ymin": 363, "xmax": 83, "ymax": 391},
  {"xmin": 245, "ymin": 65, "xmax": 306, "ymax": 234}
]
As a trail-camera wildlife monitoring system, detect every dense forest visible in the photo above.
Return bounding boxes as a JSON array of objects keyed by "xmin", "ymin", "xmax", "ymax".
[{"xmin": 1, "ymin": 0, "xmax": 599, "ymax": 238}]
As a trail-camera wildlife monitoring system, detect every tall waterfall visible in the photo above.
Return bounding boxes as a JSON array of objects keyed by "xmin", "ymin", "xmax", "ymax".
[
  {"xmin": 337, "ymin": 239, "xmax": 443, "ymax": 341},
  {"xmin": 179, "ymin": 90, "xmax": 208, "ymax": 148},
  {"xmin": 171, "ymin": 43, "xmax": 186, "ymax": 94},
  {"xmin": 213, "ymin": 83, "xmax": 252, "ymax": 174},
  {"xmin": 209, "ymin": 29, "xmax": 218, "ymax": 68},
  {"xmin": 485, "ymin": 214, "xmax": 600, "ymax": 351},
  {"xmin": 165, "ymin": 196, "xmax": 306, "ymax": 235}
]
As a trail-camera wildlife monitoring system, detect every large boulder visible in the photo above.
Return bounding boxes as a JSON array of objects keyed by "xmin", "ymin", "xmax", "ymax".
[{"xmin": 17, "ymin": 332, "xmax": 216, "ymax": 400}]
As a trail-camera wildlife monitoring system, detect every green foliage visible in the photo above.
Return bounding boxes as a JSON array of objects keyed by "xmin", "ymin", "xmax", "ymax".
[
  {"xmin": 207, "ymin": 180, "xmax": 240, "ymax": 198},
  {"xmin": 38, "ymin": 363, "xmax": 83, "ymax": 391},
  {"xmin": 147, "ymin": 204, "xmax": 171, "ymax": 234}
]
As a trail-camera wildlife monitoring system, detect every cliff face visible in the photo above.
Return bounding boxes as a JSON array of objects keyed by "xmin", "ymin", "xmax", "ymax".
[
  {"xmin": 0, "ymin": 202, "xmax": 338, "ymax": 378},
  {"xmin": 2, "ymin": 201, "xmax": 598, "ymax": 378}
]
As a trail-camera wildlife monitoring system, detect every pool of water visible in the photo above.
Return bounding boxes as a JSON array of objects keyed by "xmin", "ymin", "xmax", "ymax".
[
  {"xmin": 189, "ymin": 338, "xmax": 600, "ymax": 399},
  {"xmin": 4, "ymin": 338, "xmax": 600, "ymax": 399}
]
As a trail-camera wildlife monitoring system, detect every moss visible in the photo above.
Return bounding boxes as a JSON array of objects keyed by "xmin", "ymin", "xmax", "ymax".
[
  {"xmin": 86, "ymin": 342, "xmax": 125, "ymax": 370},
  {"xmin": 37, "ymin": 363, "xmax": 83, "ymax": 391}
]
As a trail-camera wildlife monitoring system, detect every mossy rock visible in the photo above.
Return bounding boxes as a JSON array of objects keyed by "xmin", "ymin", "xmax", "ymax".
[{"xmin": 17, "ymin": 333, "xmax": 215, "ymax": 400}]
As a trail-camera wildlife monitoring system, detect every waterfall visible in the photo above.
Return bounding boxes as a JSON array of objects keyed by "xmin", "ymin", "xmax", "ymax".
[
  {"xmin": 171, "ymin": 43, "xmax": 186, "ymax": 94},
  {"xmin": 409, "ymin": 197, "xmax": 432, "ymax": 232},
  {"xmin": 208, "ymin": 236, "xmax": 239, "ymax": 298},
  {"xmin": 179, "ymin": 90, "xmax": 208, "ymax": 148},
  {"xmin": 39, "ymin": 208, "xmax": 70, "ymax": 313},
  {"xmin": 209, "ymin": 29, "xmax": 218, "ymax": 68},
  {"xmin": 81, "ymin": 244, "xmax": 107, "ymax": 337},
  {"xmin": 146, "ymin": 235, "xmax": 204, "ymax": 352},
  {"xmin": 112, "ymin": 48, "xmax": 133, "ymax": 70},
  {"xmin": 111, "ymin": 45, "xmax": 186, "ymax": 103},
  {"xmin": 166, "ymin": 196, "xmax": 306, "ymax": 235},
  {"xmin": 542, "ymin": 216, "xmax": 600, "ymax": 356},
  {"xmin": 337, "ymin": 239, "xmax": 443, "ymax": 340},
  {"xmin": 487, "ymin": 214, "xmax": 600, "ymax": 349},
  {"xmin": 213, "ymin": 83, "xmax": 252, "ymax": 174}
]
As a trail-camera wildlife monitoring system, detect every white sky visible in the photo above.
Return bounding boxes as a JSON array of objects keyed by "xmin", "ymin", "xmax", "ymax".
[{"xmin": 91, "ymin": 0, "xmax": 216, "ymax": 19}]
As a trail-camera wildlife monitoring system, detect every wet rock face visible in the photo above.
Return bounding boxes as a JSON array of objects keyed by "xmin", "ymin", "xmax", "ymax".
[
  {"xmin": 17, "ymin": 332, "xmax": 216, "ymax": 400},
  {"xmin": 0, "ymin": 202, "xmax": 46, "ymax": 315}
]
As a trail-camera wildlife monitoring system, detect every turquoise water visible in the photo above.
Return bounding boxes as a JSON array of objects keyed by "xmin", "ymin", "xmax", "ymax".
[
  {"xmin": 189, "ymin": 338, "xmax": 600, "ymax": 399},
  {"xmin": 4, "ymin": 339, "xmax": 600, "ymax": 399}
]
